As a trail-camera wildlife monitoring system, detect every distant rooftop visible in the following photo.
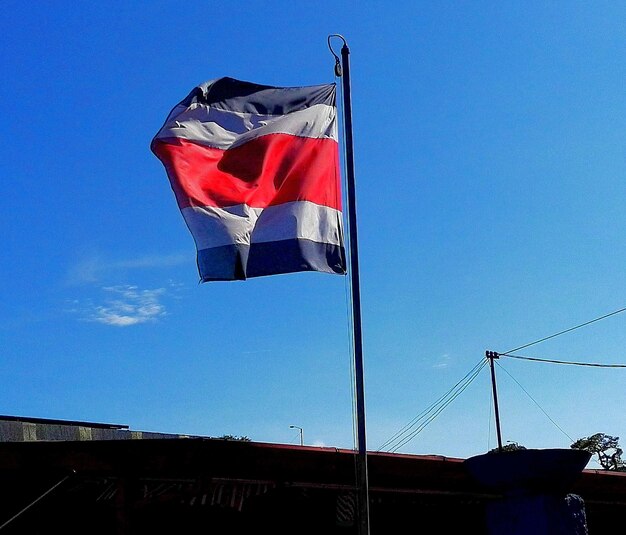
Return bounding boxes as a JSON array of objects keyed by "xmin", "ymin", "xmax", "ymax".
[
  {"xmin": 0, "ymin": 415, "xmax": 128, "ymax": 430},
  {"xmin": 0, "ymin": 414, "xmax": 186, "ymax": 442}
]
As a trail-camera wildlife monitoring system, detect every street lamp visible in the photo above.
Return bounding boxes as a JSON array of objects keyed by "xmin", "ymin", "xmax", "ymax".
[{"xmin": 289, "ymin": 425, "xmax": 303, "ymax": 446}]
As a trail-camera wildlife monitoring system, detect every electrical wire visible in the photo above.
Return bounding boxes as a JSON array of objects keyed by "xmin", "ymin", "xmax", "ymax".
[
  {"xmin": 389, "ymin": 360, "xmax": 487, "ymax": 453},
  {"xmin": 503, "ymin": 306, "xmax": 626, "ymax": 354},
  {"xmin": 501, "ymin": 353, "xmax": 626, "ymax": 368},
  {"xmin": 495, "ymin": 360, "xmax": 574, "ymax": 442},
  {"xmin": 378, "ymin": 358, "xmax": 487, "ymax": 453},
  {"xmin": 389, "ymin": 359, "xmax": 486, "ymax": 451},
  {"xmin": 377, "ymin": 358, "xmax": 485, "ymax": 451}
]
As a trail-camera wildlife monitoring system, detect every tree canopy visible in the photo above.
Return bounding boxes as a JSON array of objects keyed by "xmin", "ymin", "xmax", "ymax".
[
  {"xmin": 571, "ymin": 433, "xmax": 625, "ymax": 471},
  {"xmin": 217, "ymin": 434, "xmax": 251, "ymax": 442},
  {"xmin": 488, "ymin": 441, "xmax": 526, "ymax": 453}
]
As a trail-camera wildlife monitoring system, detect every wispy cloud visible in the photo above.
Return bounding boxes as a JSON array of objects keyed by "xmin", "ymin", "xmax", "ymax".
[
  {"xmin": 113, "ymin": 254, "xmax": 188, "ymax": 269},
  {"xmin": 70, "ymin": 285, "xmax": 173, "ymax": 327},
  {"xmin": 66, "ymin": 252, "xmax": 188, "ymax": 285},
  {"xmin": 432, "ymin": 354, "xmax": 451, "ymax": 369}
]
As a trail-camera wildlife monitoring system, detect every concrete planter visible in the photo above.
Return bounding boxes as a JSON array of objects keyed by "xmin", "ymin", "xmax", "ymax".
[
  {"xmin": 465, "ymin": 448, "xmax": 591, "ymax": 494},
  {"xmin": 464, "ymin": 449, "xmax": 592, "ymax": 535}
]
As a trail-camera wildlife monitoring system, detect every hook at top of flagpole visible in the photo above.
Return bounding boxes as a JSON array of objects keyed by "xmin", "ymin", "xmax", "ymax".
[{"xmin": 328, "ymin": 34, "xmax": 348, "ymax": 77}]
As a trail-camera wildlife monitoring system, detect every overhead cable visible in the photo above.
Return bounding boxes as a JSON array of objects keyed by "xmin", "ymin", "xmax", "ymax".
[
  {"xmin": 503, "ymin": 306, "xmax": 626, "ymax": 354},
  {"xmin": 501, "ymin": 353, "xmax": 626, "ymax": 368},
  {"xmin": 389, "ymin": 360, "xmax": 487, "ymax": 453},
  {"xmin": 495, "ymin": 361, "xmax": 574, "ymax": 442},
  {"xmin": 377, "ymin": 358, "xmax": 485, "ymax": 452},
  {"xmin": 379, "ymin": 358, "xmax": 487, "ymax": 453}
]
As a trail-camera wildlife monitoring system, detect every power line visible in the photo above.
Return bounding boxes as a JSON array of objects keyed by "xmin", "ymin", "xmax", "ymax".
[
  {"xmin": 495, "ymin": 360, "xmax": 574, "ymax": 442},
  {"xmin": 389, "ymin": 360, "xmax": 487, "ymax": 453},
  {"xmin": 379, "ymin": 358, "xmax": 487, "ymax": 453},
  {"xmin": 503, "ymin": 306, "xmax": 626, "ymax": 354},
  {"xmin": 377, "ymin": 358, "xmax": 485, "ymax": 452},
  {"xmin": 501, "ymin": 353, "xmax": 626, "ymax": 368}
]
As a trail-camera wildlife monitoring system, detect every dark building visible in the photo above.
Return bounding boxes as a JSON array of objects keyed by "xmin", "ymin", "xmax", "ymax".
[{"xmin": 0, "ymin": 415, "xmax": 624, "ymax": 533}]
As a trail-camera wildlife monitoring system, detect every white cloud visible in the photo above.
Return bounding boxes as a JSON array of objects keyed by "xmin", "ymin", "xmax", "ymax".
[
  {"xmin": 66, "ymin": 252, "xmax": 188, "ymax": 285},
  {"xmin": 432, "ymin": 354, "xmax": 451, "ymax": 369},
  {"xmin": 87, "ymin": 285, "xmax": 168, "ymax": 327},
  {"xmin": 241, "ymin": 349, "xmax": 272, "ymax": 355},
  {"xmin": 114, "ymin": 254, "xmax": 188, "ymax": 269}
]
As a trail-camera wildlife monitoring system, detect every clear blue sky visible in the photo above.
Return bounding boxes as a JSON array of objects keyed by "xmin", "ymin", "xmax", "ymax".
[{"xmin": 2, "ymin": 1, "xmax": 625, "ymax": 462}]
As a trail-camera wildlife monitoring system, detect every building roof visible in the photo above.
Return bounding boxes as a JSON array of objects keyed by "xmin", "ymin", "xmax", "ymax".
[
  {"xmin": 0, "ymin": 436, "xmax": 624, "ymax": 505},
  {"xmin": 0, "ymin": 416, "xmax": 624, "ymax": 533}
]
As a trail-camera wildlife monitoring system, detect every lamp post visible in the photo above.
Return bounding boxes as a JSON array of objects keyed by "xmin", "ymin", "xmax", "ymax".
[{"xmin": 289, "ymin": 425, "xmax": 303, "ymax": 446}]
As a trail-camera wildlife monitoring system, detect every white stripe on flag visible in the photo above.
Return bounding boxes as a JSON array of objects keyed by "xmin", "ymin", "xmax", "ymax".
[
  {"xmin": 182, "ymin": 204, "xmax": 263, "ymax": 249},
  {"xmin": 229, "ymin": 104, "xmax": 337, "ymax": 149},
  {"xmin": 250, "ymin": 201, "xmax": 343, "ymax": 245},
  {"xmin": 182, "ymin": 201, "xmax": 343, "ymax": 250},
  {"xmin": 155, "ymin": 103, "xmax": 337, "ymax": 149}
]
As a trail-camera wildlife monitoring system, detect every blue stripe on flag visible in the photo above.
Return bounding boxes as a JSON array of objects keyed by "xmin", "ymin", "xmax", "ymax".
[
  {"xmin": 197, "ymin": 244, "xmax": 248, "ymax": 281},
  {"xmin": 182, "ymin": 78, "xmax": 336, "ymax": 116},
  {"xmin": 196, "ymin": 239, "xmax": 345, "ymax": 281},
  {"xmin": 247, "ymin": 239, "xmax": 346, "ymax": 278}
]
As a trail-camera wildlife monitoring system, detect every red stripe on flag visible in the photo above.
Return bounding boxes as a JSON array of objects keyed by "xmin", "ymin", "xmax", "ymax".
[{"xmin": 152, "ymin": 135, "xmax": 341, "ymax": 211}]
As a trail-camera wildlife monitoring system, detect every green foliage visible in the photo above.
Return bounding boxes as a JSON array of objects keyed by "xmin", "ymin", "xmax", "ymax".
[
  {"xmin": 571, "ymin": 433, "xmax": 626, "ymax": 471},
  {"xmin": 217, "ymin": 434, "xmax": 251, "ymax": 442},
  {"xmin": 488, "ymin": 441, "xmax": 527, "ymax": 453}
]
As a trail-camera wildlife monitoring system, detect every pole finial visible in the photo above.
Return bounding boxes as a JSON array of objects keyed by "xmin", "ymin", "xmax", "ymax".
[{"xmin": 327, "ymin": 34, "xmax": 347, "ymax": 77}]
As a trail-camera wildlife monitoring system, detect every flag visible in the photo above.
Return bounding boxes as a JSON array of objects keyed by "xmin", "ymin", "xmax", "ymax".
[{"xmin": 151, "ymin": 77, "xmax": 346, "ymax": 281}]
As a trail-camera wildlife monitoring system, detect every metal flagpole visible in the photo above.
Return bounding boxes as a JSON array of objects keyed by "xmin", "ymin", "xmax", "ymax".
[{"xmin": 329, "ymin": 34, "xmax": 371, "ymax": 535}]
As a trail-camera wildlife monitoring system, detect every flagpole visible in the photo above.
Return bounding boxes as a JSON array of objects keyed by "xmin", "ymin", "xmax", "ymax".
[{"xmin": 330, "ymin": 35, "xmax": 371, "ymax": 535}]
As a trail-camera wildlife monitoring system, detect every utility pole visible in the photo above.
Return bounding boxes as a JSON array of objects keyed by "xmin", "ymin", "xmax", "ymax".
[{"xmin": 486, "ymin": 351, "xmax": 503, "ymax": 452}]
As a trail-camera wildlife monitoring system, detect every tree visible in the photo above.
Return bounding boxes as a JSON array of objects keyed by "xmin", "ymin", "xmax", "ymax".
[
  {"xmin": 488, "ymin": 441, "xmax": 527, "ymax": 453},
  {"xmin": 217, "ymin": 434, "xmax": 251, "ymax": 442},
  {"xmin": 571, "ymin": 433, "xmax": 626, "ymax": 471}
]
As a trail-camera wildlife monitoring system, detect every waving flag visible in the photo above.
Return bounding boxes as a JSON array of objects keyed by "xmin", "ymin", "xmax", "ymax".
[{"xmin": 152, "ymin": 77, "xmax": 346, "ymax": 281}]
